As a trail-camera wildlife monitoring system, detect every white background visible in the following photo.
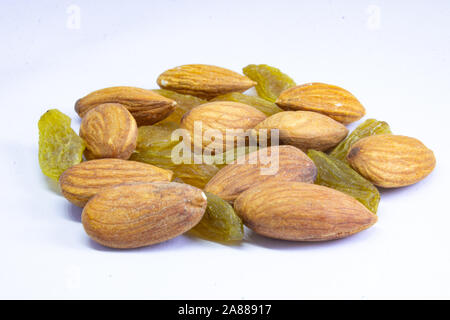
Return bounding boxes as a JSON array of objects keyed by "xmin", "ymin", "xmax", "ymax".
[{"xmin": 0, "ymin": 0, "xmax": 449, "ymax": 299}]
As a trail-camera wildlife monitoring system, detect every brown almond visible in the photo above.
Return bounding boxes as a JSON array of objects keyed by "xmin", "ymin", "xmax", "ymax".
[
  {"xmin": 347, "ymin": 134, "xmax": 436, "ymax": 188},
  {"xmin": 204, "ymin": 145, "xmax": 317, "ymax": 203},
  {"xmin": 79, "ymin": 103, "xmax": 137, "ymax": 160},
  {"xmin": 157, "ymin": 64, "xmax": 256, "ymax": 99},
  {"xmin": 234, "ymin": 181, "xmax": 377, "ymax": 241},
  {"xmin": 82, "ymin": 182, "xmax": 207, "ymax": 248},
  {"xmin": 75, "ymin": 86, "xmax": 177, "ymax": 126},
  {"xmin": 59, "ymin": 159, "xmax": 173, "ymax": 207},
  {"xmin": 253, "ymin": 111, "xmax": 348, "ymax": 152},
  {"xmin": 276, "ymin": 82, "xmax": 365, "ymax": 124},
  {"xmin": 180, "ymin": 101, "xmax": 266, "ymax": 152}
]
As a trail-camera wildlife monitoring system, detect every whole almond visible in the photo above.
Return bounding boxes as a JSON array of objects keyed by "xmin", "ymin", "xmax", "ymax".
[
  {"xmin": 253, "ymin": 111, "xmax": 348, "ymax": 152},
  {"xmin": 204, "ymin": 145, "xmax": 317, "ymax": 203},
  {"xmin": 82, "ymin": 182, "xmax": 207, "ymax": 248},
  {"xmin": 180, "ymin": 101, "xmax": 266, "ymax": 152},
  {"xmin": 157, "ymin": 64, "xmax": 256, "ymax": 99},
  {"xmin": 347, "ymin": 134, "xmax": 436, "ymax": 188},
  {"xmin": 59, "ymin": 159, "xmax": 173, "ymax": 207},
  {"xmin": 234, "ymin": 181, "xmax": 377, "ymax": 241},
  {"xmin": 276, "ymin": 82, "xmax": 365, "ymax": 124},
  {"xmin": 79, "ymin": 103, "xmax": 137, "ymax": 160},
  {"xmin": 75, "ymin": 86, "xmax": 177, "ymax": 126}
]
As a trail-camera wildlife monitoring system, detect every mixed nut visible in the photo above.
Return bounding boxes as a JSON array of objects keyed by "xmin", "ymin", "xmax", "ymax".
[{"xmin": 38, "ymin": 63, "xmax": 436, "ymax": 248}]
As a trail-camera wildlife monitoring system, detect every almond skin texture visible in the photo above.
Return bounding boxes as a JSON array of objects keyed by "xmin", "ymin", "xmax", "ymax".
[
  {"xmin": 75, "ymin": 86, "xmax": 177, "ymax": 126},
  {"xmin": 347, "ymin": 134, "xmax": 436, "ymax": 188},
  {"xmin": 234, "ymin": 181, "xmax": 377, "ymax": 241},
  {"xmin": 82, "ymin": 182, "xmax": 207, "ymax": 249},
  {"xmin": 253, "ymin": 111, "xmax": 348, "ymax": 152},
  {"xmin": 157, "ymin": 64, "xmax": 257, "ymax": 99},
  {"xmin": 276, "ymin": 82, "xmax": 365, "ymax": 124},
  {"xmin": 180, "ymin": 101, "xmax": 266, "ymax": 152},
  {"xmin": 79, "ymin": 103, "xmax": 137, "ymax": 160},
  {"xmin": 204, "ymin": 145, "xmax": 317, "ymax": 203},
  {"xmin": 59, "ymin": 159, "xmax": 173, "ymax": 207}
]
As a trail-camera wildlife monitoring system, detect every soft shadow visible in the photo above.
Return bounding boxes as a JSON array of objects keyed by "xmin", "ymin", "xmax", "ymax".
[
  {"xmin": 245, "ymin": 231, "xmax": 337, "ymax": 250},
  {"xmin": 85, "ymin": 234, "xmax": 202, "ymax": 252},
  {"xmin": 378, "ymin": 183, "xmax": 420, "ymax": 199},
  {"xmin": 184, "ymin": 233, "xmax": 245, "ymax": 249},
  {"xmin": 246, "ymin": 227, "xmax": 377, "ymax": 250},
  {"xmin": 66, "ymin": 203, "xmax": 82, "ymax": 223},
  {"xmin": 43, "ymin": 175, "xmax": 61, "ymax": 194}
]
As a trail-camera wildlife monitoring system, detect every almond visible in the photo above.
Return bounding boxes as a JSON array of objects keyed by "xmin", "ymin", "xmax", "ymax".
[
  {"xmin": 253, "ymin": 111, "xmax": 348, "ymax": 151},
  {"xmin": 276, "ymin": 82, "xmax": 365, "ymax": 124},
  {"xmin": 347, "ymin": 134, "xmax": 436, "ymax": 188},
  {"xmin": 234, "ymin": 181, "xmax": 377, "ymax": 241},
  {"xmin": 79, "ymin": 103, "xmax": 137, "ymax": 160},
  {"xmin": 180, "ymin": 101, "xmax": 266, "ymax": 152},
  {"xmin": 59, "ymin": 159, "xmax": 173, "ymax": 207},
  {"xmin": 82, "ymin": 182, "xmax": 207, "ymax": 248},
  {"xmin": 204, "ymin": 145, "xmax": 317, "ymax": 203},
  {"xmin": 157, "ymin": 64, "xmax": 256, "ymax": 99},
  {"xmin": 75, "ymin": 86, "xmax": 177, "ymax": 126}
]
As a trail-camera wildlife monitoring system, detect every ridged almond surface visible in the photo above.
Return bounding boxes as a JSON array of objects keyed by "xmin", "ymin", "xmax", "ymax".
[
  {"xmin": 204, "ymin": 145, "xmax": 317, "ymax": 203},
  {"xmin": 347, "ymin": 135, "xmax": 435, "ymax": 188},
  {"xmin": 59, "ymin": 159, "xmax": 173, "ymax": 207},
  {"xmin": 180, "ymin": 101, "xmax": 266, "ymax": 152},
  {"xmin": 234, "ymin": 181, "xmax": 377, "ymax": 241},
  {"xmin": 79, "ymin": 103, "xmax": 137, "ymax": 160},
  {"xmin": 75, "ymin": 86, "xmax": 177, "ymax": 125},
  {"xmin": 254, "ymin": 111, "xmax": 348, "ymax": 151},
  {"xmin": 157, "ymin": 64, "xmax": 256, "ymax": 99},
  {"xmin": 276, "ymin": 82, "xmax": 365, "ymax": 124},
  {"xmin": 82, "ymin": 182, "xmax": 207, "ymax": 248}
]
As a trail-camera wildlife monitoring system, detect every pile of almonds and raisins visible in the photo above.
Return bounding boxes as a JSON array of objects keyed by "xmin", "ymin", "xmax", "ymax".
[{"xmin": 38, "ymin": 64, "xmax": 436, "ymax": 248}]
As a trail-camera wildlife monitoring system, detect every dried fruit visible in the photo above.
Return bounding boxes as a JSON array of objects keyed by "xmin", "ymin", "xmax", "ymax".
[
  {"xmin": 136, "ymin": 121, "xmax": 180, "ymax": 151},
  {"xmin": 307, "ymin": 150, "xmax": 380, "ymax": 213},
  {"xmin": 253, "ymin": 111, "xmax": 348, "ymax": 152},
  {"xmin": 205, "ymin": 145, "xmax": 317, "ymax": 203},
  {"xmin": 79, "ymin": 103, "xmax": 137, "ymax": 160},
  {"xmin": 82, "ymin": 182, "xmax": 207, "ymax": 248},
  {"xmin": 171, "ymin": 163, "xmax": 220, "ymax": 189},
  {"xmin": 330, "ymin": 119, "xmax": 391, "ymax": 161},
  {"xmin": 190, "ymin": 192, "xmax": 244, "ymax": 242},
  {"xmin": 276, "ymin": 82, "xmax": 365, "ymax": 124},
  {"xmin": 75, "ymin": 86, "xmax": 177, "ymax": 126},
  {"xmin": 59, "ymin": 159, "xmax": 173, "ymax": 207},
  {"xmin": 157, "ymin": 64, "xmax": 256, "ymax": 99},
  {"xmin": 38, "ymin": 109, "xmax": 85, "ymax": 180},
  {"xmin": 242, "ymin": 64, "xmax": 296, "ymax": 103},
  {"xmin": 130, "ymin": 148, "xmax": 175, "ymax": 168},
  {"xmin": 180, "ymin": 101, "xmax": 266, "ymax": 152},
  {"xmin": 211, "ymin": 92, "xmax": 283, "ymax": 116},
  {"xmin": 234, "ymin": 181, "xmax": 377, "ymax": 241},
  {"xmin": 131, "ymin": 122, "xmax": 219, "ymax": 189},
  {"xmin": 153, "ymin": 89, "xmax": 207, "ymax": 124},
  {"xmin": 347, "ymin": 135, "xmax": 436, "ymax": 188},
  {"xmin": 130, "ymin": 149, "xmax": 219, "ymax": 189},
  {"xmin": 213, "ymin": 146, "xmax": 257, "ymax": 168}
]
